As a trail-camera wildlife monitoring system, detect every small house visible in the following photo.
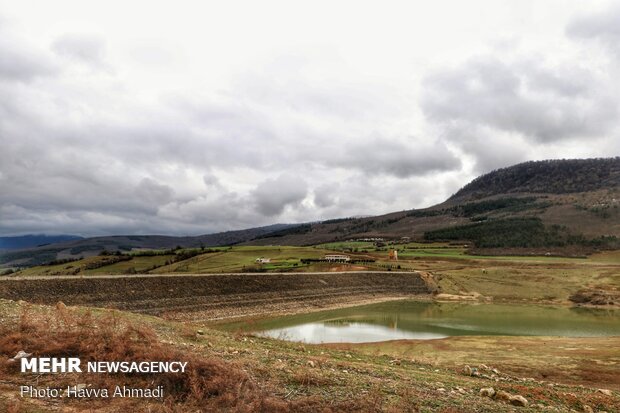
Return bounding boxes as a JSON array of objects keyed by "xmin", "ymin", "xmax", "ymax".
[{"xmin": 324, "ymin": 254, "xmax": 350, "ymax": 262}]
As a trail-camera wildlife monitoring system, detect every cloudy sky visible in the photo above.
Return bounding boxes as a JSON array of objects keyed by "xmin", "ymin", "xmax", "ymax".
[{"xmin": 1, "ymin": 0, "xmax": 620, "ymax": 236}]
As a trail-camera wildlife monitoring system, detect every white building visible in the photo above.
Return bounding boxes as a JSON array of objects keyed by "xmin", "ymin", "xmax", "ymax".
[{"xmin": 324, "ymin": 254, "xmax": 350, "ymax": 262}]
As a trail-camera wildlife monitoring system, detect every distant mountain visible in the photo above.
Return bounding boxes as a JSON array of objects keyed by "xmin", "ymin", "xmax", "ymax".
[
  {"xmin": 0, "ymin": 224, "xmax": 298, "ymax": 267},
  {"xmin": 247, "ymin": 158, "xmax": 620, "ymax": 252},
  {"xmin": 0, "ymin": 235, "xmax": 84, "ymax": 250}
]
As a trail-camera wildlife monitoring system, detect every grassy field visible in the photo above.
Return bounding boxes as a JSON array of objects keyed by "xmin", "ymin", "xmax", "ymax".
[
  {"xmin": 14, "ymin": 242, "xmax": 614, "ymax": 274},
  {"xmin": 150, "ymin": 246, "xmax": 331, "ymax": 273}
]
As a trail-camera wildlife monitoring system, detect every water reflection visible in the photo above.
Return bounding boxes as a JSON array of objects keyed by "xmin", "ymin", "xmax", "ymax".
[
  {"xmin": 258, "ymin": 321, "xmax": 447, "ymax": 343},
  {"xmin": 233, "ymin": 301, "xmax": 620, "ymax": 344}
]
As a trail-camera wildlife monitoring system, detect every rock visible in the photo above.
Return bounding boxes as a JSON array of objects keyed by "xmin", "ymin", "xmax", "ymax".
[
  {"xmin": 479, "ymin": 364, "xmax": 489, "ymax": 370},
  {"xmin": 196, "ymin": 329, "xmax": 205, "ymax": 335},
  {"xmin": 437, "ymin": 388, "xmax": 446, "ymax": 392},
  {"xmin": 463, "ymin": 365, "xmax": 473, "ymax": 376},
  {"xmin": 583, "ymin": 406, "xmax": 593, "ymax": 413},
  {"xmin": 597, "ymin": 388, "xmax": 613, "ymax": 396},
  {"xmin": 495, "ymin": 390, "xmax": 512, "ymax": 402},
  {"xmin": 492, "ymin": 368, "xmax": 500, "ymax": 375},
  {"xmin": 56, "ymin": 301, "xmax": 67, "ymax": 310},
  {"xmin": 307, "ymin": 360, "xmax": 315, "ymax": 368},
  {"xmin": 479, "ymin": 387, "xmax": 495, "ymax": 398},
  {"xmin": 509, "ymin": 395, "xmax": 528, "ymax": 407},
  {"xmin": 12, "ymin": 350, "xmax": 32, "ymax": 360},
  {"xmin": 494, "ymin": 390, "xmax": 528, "ymax": 406}
]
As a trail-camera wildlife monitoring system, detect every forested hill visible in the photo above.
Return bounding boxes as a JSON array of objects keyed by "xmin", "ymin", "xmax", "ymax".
[{"xmin": 451, "ymin": 158, "xmax": 620, "ymax": 201}]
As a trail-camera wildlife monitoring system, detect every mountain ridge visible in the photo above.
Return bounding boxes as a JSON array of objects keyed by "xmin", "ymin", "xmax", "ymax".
[{"xmin": 450, "ymin": 157, "xmax": 620, "ymax": 201}]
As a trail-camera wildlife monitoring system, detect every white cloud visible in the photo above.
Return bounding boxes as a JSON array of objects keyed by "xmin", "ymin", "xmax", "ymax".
[{"xmin": 0, "ymin": 0, "xmax": 619, "ymax": 236}]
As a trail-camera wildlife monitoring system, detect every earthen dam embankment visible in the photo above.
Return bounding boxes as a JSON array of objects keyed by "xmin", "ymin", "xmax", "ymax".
[{"xmin": 0, "ymin": 271, "xmax": 436, "ymax": 320}]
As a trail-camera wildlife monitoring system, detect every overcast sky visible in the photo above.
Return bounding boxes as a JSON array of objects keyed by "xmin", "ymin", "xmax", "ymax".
[{"xmin": 1, "ymin": 0, "xmax": 620, "ymax": 236}]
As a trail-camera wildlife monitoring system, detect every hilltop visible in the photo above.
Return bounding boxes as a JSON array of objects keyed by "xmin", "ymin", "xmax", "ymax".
[{"xmin": 451, "ymin": 158, "xmax": 620, "ymax": 201}]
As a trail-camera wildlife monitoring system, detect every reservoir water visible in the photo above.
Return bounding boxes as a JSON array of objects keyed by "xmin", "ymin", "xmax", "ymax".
[{"xmin": 223, "ymin": 300, "xmax": 620, "ymax": 344}]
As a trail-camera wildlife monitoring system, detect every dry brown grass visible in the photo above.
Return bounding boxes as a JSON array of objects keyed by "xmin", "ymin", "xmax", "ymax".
[
  {"xmin": 0, "ymin": 303, "xmax": 410, "ymax": 412},
  {"xmin": 290, "ymin": 368, "xmax": 334, "ymax": 387}
]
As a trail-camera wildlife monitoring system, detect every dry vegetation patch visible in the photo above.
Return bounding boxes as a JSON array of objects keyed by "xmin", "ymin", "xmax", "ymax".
[{"xmin": 0, "ymin": 303, "xmax": 413, "ymax": 412}]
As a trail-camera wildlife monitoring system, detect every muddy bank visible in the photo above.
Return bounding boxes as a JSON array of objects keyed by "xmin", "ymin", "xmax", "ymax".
[{"xmin": 0, "ymin": 271, "xmax": 435, "ymax": 320}]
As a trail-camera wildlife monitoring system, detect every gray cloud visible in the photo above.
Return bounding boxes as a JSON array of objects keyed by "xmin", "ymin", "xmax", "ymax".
[
  {"xmin": 2, "ymin": 3, "xmax": 620, "ymax": 237},
  {"xmin": 252, "ymin": 175, "xmax": 308, "ymax": 217},
  {"xmin": 135, "ymin": 178, "xmax": 174, "ymax": 204},
  {"xmin": 202, "ymin": 174, "xmax": 221, "ymax": 187},
  {"xmin": 0, "ymin": 37, "xmax": 56, "ymax": 82},
  {"xmin": 52, "ymin": 33, "xmax": 107, "ymax": 68},
  {"xmin": 567, "ymin": 4, "xmax": 620, "ymax": 56},
  {"xmin": 333, "ymin": 139, "xmax": 461, "ymax": 178},
  {"xmin": 313, "ymin": 184, "xmax": 339, "ymax": 208},
  {"xmin": 443, "ymin": 124, "xmax": 530, "ymax": 174},
  {"xmin": 422, "ymin": 57, "xmax": 617, "ymax": 143}
]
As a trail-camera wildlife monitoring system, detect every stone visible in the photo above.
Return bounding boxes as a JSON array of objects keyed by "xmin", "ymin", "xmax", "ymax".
[
  {"xmin": 509, "ymin": 395, "xmax": 528, "ymax": 407},
  {"xmin": 495, "ymin": 390, "xmax": 512, "ymax": 402},
  {"xmin": 12, "ymin": 350, "xmax": 32, "ymax": 360},
  {"xmin": 307, "ymin": 360, "xmax": 315, "ymax": 368},
  {"xmin": 597, "ymin": 388, "xmax": 613, "ymax": 396},
  {"xmin": 196, "ymin": 329, "xmax": 205, "ymax": 335},
  {"xmin": 463, "ymin": 365, "xmax": 473, "ymax": 376},
  {"xmin": 583, "ymin": 405, "xmax": 593, "ymax": 413},
  {"xmin": 479, "ymin": 387, "xmax": 495, "ymax": 398}
]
